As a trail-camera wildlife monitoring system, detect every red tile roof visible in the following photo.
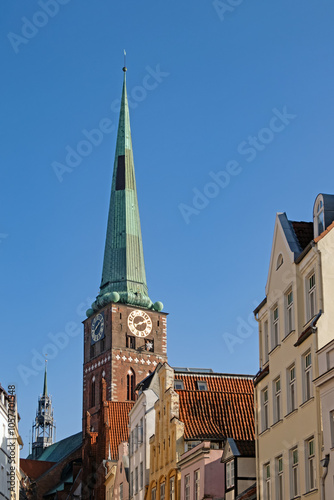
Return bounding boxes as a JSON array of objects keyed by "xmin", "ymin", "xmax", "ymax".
[
  {"xmin": 291, "ymin": 221, "xmax": 313, "ymax": 250},
  {"xmin": 107, "ymin": 401, "xmax": 134, "ymax": 460},
  {"xmin": 175, "ymin": 374, "xmax": 254, "ymax": 441},
  {"xmin": 20, "ymin": 459, "xmax": 55, "ymax": 480}
]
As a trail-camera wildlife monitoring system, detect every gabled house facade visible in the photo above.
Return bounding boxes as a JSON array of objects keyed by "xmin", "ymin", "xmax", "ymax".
[
  {"xmin": 221, "ymin": 438, "xmax": 256, "ymax": 500},
  {"xmin": 254, "ymin": 193, "xmax": 334, "ymax": 500}
]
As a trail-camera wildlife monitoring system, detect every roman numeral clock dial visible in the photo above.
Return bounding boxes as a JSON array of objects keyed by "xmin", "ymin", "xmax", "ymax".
[{"xmin": 127, "ymin": 310, "xmax": 152, "ymax": 337}]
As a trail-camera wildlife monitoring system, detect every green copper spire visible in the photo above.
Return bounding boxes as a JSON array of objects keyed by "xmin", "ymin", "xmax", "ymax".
[
  {"xmin": 43, "ymin": 361, "xmax": 48, "ymax": 397},
  {"xmin": 96, "ymin": 67, "xmax": 152, "ymax": 310}
]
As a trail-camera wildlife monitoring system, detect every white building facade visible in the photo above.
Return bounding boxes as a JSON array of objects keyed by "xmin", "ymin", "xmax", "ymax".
[
  {"xmin": 129, "ymin": 373, "xmax": 159, "ymax": 500},
  {"xmin": 254, "ymin": 194, "xmax": 334, "ymax": 500}
]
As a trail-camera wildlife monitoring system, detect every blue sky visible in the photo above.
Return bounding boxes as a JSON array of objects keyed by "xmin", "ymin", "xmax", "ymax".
[{"xmin": 1, "ymin": 0, "xmax": 334, "ymax": 456}]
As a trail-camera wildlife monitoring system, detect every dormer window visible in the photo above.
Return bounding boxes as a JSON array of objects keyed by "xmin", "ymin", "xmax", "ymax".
[
  {"xmin": 174, "ymin": 380, "xmax": 184, "ymax": 390},
  {"xmin": 197, "ymin": 381, "xmax": 207, "ymax": 391},
  {"xmin": 316, "ymin": 200, "xmax": 324, "ymax": 235},
  {"xmin": 276, "ymin": 254, "xmax": 283, "ymax": 270}
]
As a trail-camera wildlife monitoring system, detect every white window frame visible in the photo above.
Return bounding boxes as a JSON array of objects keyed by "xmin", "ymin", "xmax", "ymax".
[
  {"xmin": 226, "ymin": 460, "xmax": 235, "ymax": 488},
  {"xmin": 184, "ymin": 474, "xmax": 190, "ymax": 500},
  {"xmin": 272, "ymin": 305, "xmax": 279, "ymax": 349},
  {"xmin": 138, "ymin": 417, "xmax": 143, "ymax": 445},
  {"xmin": 285, "ymin": 288, "xmax": 294, "ymax": 335},
  {"xmin": 287, "ymin": 365, "xmax": 296, "ymax": 413},
  {"xmin": 290, "ymin": 447, "xmax": 299, "ymax": 498},
  {"xmin": 262, "ymin": 387, "xmax": 269, "ymax": 431},
  {"xmin": 273, "ymin": 377, "xmax": 281, "ymax": 423},
  {"xmin": 169, "ymin": 477, "xmax": 175, "ymax": 500},
  {"xmin": 316, "ymin": 199, "xmax": 324, "ymax": 236},
  {"xmin": 330, "ymin": 410, "xmax": 334, "ymax": 448},
  {"xmin": 160, "ymin": 482, "xmax": 165, "ymax": 500},
  {"xmin": 306, "ymin": 437, "xmax": 316, "ymax": 491},
  {"xmin": 306, "ymin": 272, "xmax": 316, "ymax": 321},
  {"xmin": 275, "ymin": 456, "xmax": 283, "ymax": 500},
  {"xmin": 303, "ymin": 351, "xmax": 313, "ymax": 402},
  {"xmin": 264, "ymin": 320, "xmax": 269, "ymax": 364},
  {"xmin": 194, "ymin": 469, "xmax": 200, "ymax": 500},
  {"xmin": 264, "ymin": 463, "xmax": 271, "ymax": 500}
]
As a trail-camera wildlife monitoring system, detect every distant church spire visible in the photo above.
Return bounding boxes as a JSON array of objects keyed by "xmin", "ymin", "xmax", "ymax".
[{"xmin": 31, "ymin": 360, "xmax": 56, "ymax": 459}]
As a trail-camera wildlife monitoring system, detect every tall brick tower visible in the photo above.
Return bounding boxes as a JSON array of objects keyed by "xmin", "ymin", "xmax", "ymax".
[{"xmin": 82, "ymin": 66, "xmax": 167, "ymax": 435}]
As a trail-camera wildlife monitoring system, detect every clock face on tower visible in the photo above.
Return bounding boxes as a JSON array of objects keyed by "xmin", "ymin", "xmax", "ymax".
[
  {"xmin": 128, "ymin": 310, "xmax": 152, "ymax": 337},
  {"xmin": 91, "ymin": 312, "xmax": 105, "ymax": 344}
]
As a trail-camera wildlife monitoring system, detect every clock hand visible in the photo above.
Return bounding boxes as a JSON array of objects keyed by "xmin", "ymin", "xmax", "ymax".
[{"xmin": 134, "ymin": 320, "xmax": 147, "ymax": 327}]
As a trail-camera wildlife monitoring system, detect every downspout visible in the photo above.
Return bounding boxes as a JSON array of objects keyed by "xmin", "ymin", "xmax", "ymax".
[
  {"xmin": 254, "ymin": 312, "xmax": 261, "ymax": 500},
  {"xmin": 320, "ymin": 455, "xmax": 329, "ymax": 500}
]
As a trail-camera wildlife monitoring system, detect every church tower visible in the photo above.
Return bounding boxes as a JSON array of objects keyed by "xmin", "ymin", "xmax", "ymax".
[
  {"xmin": 31, "ymin": 362, "xmax": 56, "ymax": 459},
  {"xmin": 83, "ymin": 66, "xmax": 167, "ymax": 433}
]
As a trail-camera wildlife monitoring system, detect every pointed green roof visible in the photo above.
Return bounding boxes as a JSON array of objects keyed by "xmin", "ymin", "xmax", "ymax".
[{"xmin": 96, "ymin": 68, "xmax": 152, "ymax": 310}]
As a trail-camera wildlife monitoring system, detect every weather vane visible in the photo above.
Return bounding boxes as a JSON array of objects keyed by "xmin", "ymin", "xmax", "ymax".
[{"xmin": 123, "ymin": 49, "xmax": 127, "ymax": 72}]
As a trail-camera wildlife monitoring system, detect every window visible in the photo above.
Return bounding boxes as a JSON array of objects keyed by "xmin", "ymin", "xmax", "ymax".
[
  {"xmin": 226, "ymin": 460, "xmax": 234, "ymax": 488},
  {"xmin": 194, "ymin": 470, "xmax": 200, "ymax": 500},
  {"xmin": 91, "ymin": 377, "xmax": 96, "ymax": 408},
  {"xmin": 174, "ymin": 380, "xmax": 184, "ymax": 390},
  {"xmin": 290, "ymin": 448, "xmax": 299, "ymax": 498},
  {"xmin": 90, "ymin": 344, "xmax": 95, "ymax": 358},
  {"xmin": 140, "ymin": 462, "xmax": 143, "ymax": 490},
  {"xmin": 138, "ymin": 418, "xmax": 143, "ymax": 445},
  {"xmin": 184, "ymin": 474, "xmax": 190, "ymax": 500},
  {"xmin": 130, "ymin": 472, "xmax": 133, "ymax": 497},
  {"xmin": 134, "ymin": 425, "xmax": 138, "ymax": 451},
  {"xmin": 276, "ymin": 456, "xmax": 283, "ymax": 500},
  {"xmin": 272, "ymin": 305, "xmax": 279, "ymax": 348},
  {"xmin": 169, "ymin": 477, "xmax": 175, "ymax": 500},
  {"xmin": 273, "ymin": 377, "xmax": 281, "ymax": 423},
  {"xmin": 316, "ymin": 199, "xmax": 324, "ymax": 235},
  {"xmin": 127, "ymin": 369, "xmax": 136, "ymax": 401},
  {"xmin": 285, "ymin": 289, "xmax": 294, "ymax": 335},
  {"xmin": 197, "ymin": 381, "xmax": 207, "ymax": 391},
  {"xmin": 264, "ymin": 463, "xmax": 270, "ymax": 500},
  {"xmin": 330, "ymin": 410, "xmax": 334, "ymax": 448},
  {"xmin": 160, "ymin": 482, "xmax": 165, "ymax": 500},
  {"xmin": 264, "ymin": 320, "xmax": 269, "ymax": 364},
  {"xmin": 262, "ymin": 387, "xmax": 269, "ymax": 431},
  {"xmin": 126, "ymin": 335, "xmax": 136, "ymax": 349},
  {"xmin": 303, "ymin": 352, "xmax": 312, "ymax": 401},
  {"xmin": 152, "ymin": 488, "xmax": 156, "ymax": 500},
  {"xmin": 130, "ymin": 430, "xmax": 133, "ymax": 455},
  {"xmin": 145, "ymin": 339, "xmax": 154, "ymax": 352},
  {"xmin": 288, "ymin": 365, "xmax": 296, "ymax": 413},
  {"xmin": 307, "ymin": 273, "xmax": 316, "ymax": 320},
  {"xmin": 276, "ymin": 254, "xmax": 283, "ymax": 269},
  {"xmin": 120, "ymin": 483, "xmax": 123, "ymax": 500},
  {"xmin": 306, "ymin": 438, "xmax": 316, "ymax": 491},
  {"xmin": 135, "ymin": 466, "xmax": 138, "ymax": 494}
]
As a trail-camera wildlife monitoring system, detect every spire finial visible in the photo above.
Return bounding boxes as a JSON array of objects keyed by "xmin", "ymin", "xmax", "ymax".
[
  {"xmin": 43, "ymin": 356, "xmax": 48, "ymax": 397},
  {"xmin": 123, "ymin": 49, "xmax": 127, "ymax": 73}
]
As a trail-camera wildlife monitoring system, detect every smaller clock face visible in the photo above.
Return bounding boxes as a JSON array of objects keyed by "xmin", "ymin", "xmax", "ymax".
[
  {"xmin": 91, "ymin": 313, "xmax": 105, "ymax": 343},
  {"xmin": 128, "ymin": 310, "xmax": 152, "ymax": 337}
]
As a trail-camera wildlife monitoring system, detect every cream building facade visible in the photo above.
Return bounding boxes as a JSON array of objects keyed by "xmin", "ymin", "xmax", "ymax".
[{"xmin": 254, "ymin": 194, "xmax": 334, "ymax": 500}]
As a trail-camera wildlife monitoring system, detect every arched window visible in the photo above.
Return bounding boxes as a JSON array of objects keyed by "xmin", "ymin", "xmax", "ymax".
[
  {"xmin": 276, "ymin": 254, "xmax": 283, "ymax": 270},
  {"xmin": 91, "ymin": 376, "xmax": 96, "ymax": 408},
  {"xmin": 127, "ymin": 369, "xmax": 136, "ymax": 401},
  {"xmin": 316, "ymin": 200, "xmax": 324, "ymax": 235}
]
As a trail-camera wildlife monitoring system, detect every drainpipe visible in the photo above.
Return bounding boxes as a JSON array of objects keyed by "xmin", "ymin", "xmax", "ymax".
[
  {"xmin": 320, "ymin": 454, "xmax": 329, "ymax": 500},
  {"xmin": 254, "ymin": 312, "xmax": 261, "ymax": 500}
]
